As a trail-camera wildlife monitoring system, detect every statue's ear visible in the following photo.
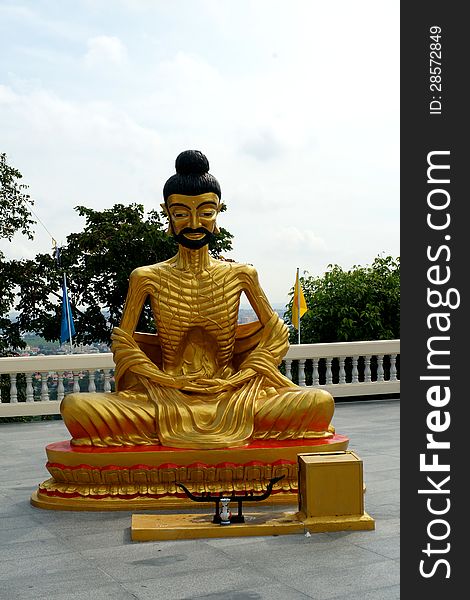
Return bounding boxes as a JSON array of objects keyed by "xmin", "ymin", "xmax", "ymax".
[{"xmin": 160, "ymin": 203, "xmax": 168, "ymax": 216}]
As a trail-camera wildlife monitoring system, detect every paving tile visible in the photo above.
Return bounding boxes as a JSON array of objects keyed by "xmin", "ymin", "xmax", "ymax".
[
  {"xmin": 190, "ymin": 583, "xmax": 313, "ymax": 600},
  {"xmin": 214, "ymin": 535, "xmax": 388, "ymax": 578},
  {"xmin": 280, "ymin": 559, "xmax": 400, "ymax": 599},
  {"xmin": 0, "ymin": 514, "xmax": 40, "ymax": 531},
  {"xmin": 0, "ymin": 537, "xmax": 67, "ymax": 560},
  {"xmin": 0, "ymin": 551, "xmax": 92, "ymax": 581},
  {"xmin": 36, "ymin": 584, "xmax": 137, "ymax": 600},
  {"xmin": 81, "ymin": 540, "xmax": 240, "ymax": 583},
  {"xmin": 121, "ymin": 565, "xmax": 273, "ymax": 600},
  {"xmin": 328, "ymin": 584, "xmax": 400, "ymax": 600},
  {"xmin": 1, "ymin": 568, "xmax": 117, "ymax": 600}
]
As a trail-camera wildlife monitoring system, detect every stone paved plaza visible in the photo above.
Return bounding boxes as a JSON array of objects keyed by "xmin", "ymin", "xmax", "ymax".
[{"xmin": 0, "ymin": 399, "xmax": 399, "ymax": 600}]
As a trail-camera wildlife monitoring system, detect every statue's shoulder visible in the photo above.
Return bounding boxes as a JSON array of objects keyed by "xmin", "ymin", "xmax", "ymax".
[
  {"xmin": 231, "ymin": 262, "xmax": 259, "ymax": 280},
  {"xmin": 213, "ymin": 259, "xmax": 258, "ymax": 279},
  {"xmin": 129, "ymin": 260, "xmax": 172, "ymax": 281}
]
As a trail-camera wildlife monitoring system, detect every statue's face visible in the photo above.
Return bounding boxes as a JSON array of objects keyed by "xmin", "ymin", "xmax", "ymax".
[{"xmin": 167, "ymin": 193, "xmax": 220, "ymax": 249}]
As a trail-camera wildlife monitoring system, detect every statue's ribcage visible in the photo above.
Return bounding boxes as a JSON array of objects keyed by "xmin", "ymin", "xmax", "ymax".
[{"xmin": 149, "ymin": 269, "xmax": 243, "ymax": 370}]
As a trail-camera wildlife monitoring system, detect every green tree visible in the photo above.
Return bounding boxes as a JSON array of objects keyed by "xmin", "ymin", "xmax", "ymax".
[
  {"xmin": 286, "ymin": 255, "xmax": 400, "ymax": 343},
  {"xmin": 15, "ymin": 203, "xmax": 234, "ymax": 346},
  {"xmin": 0, "ymin": 153, "xmax": 35, "ymax": 241},
  {"xmin": 0, "ymin": 153, "xmax": 35, "ymax": 355}
]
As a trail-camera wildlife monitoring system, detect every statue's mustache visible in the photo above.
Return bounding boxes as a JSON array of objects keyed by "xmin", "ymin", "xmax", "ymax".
[{"xmin": 180, "ymin": 227, "xmax": 211, "ymax": 235}]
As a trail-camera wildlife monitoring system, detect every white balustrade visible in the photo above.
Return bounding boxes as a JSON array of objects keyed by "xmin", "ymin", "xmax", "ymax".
[
  {"xmin": 390, "ymin": 354, "xmax": 398, "ymax": 381},
  {"xmin": 0, "ymin": 340, "xmax": 400, "ymax": 417},
  {"xmin": 339, "ymin": 358, "xmax": 346, "ymax": 385},
  {"xmin": 40, "ymin": 373, "xmax": 49, "ymax": 401},
  {"xmin": 352, "ymin": 356, "xmax": 359, "ymax": 384},
  {"xmin": 364, "ymin": 356, "xmax": 372, "ymax": 383},
  {"xmin": 103, "ymin": 368, "xmax": 112, "ymax": 392},
  {"xmin": 298, "ymin": 359, "xmax": 306, "ymax": 386},
  {"xmin": 9, "ymin": 373, "xmax": 18, "ymax": 403},
  {"xmin": 282, "ymin": 339, "xmax": 400, "ymax": 397},
  {"xmin": 57, "ymin": 371, "xmax": 65, "ymax": 402},
  {"xmin": 312, "ymin": 358, "xmax": 319, "ymax": 386},
  {"xmin": 377, "ymin": 355, "xmax": 384, "ymax": 382},
  {"xmin": 26, "ymin": 373, "xmax": 34, "ymax": 402},
  {"xmin": 326, "ymin": 358, "xmax": 333, "ymax": 385},
  {"xmin": 88, "ymin": 370, "xmax": 96, "ymax": 393},
  {"xmin": 284, "ymin": 359, "xmax": 293, "ymax": 382}
]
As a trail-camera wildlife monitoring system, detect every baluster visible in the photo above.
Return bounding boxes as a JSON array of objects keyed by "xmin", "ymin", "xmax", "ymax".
[
  {"xmin": 326, "ymin": 358, "xmax": 333, "ymax": 384},
  {"xmin": 73, "ymin": 372, "xmax": 80, "ymax": 393},
  {"xmin": 377, "ymin": 355, "xmax": 384, "ymax": 382},
  {"xmin": 88, "ymin": 369, "xmax": 96, "ymax": 393},
  {"xmin": 103, "ymin": 369, "xmax": 112, "ymax": 392},
  {"xmin": 312, "ymin": 358, "xmax": 319, "ymax": 386},
  {"xmin": 9, "ymin": 373, "xmax": 18, "ymax": 403},
  {"xmin": 40, "ymin": 372, "xmax": 50, "ymax": 401},
  {"xmin": 57, "ymin": 372, "xmax": 65, "ymax": 401},
  {"xmin": 352, "ymin": 356, "xmax": 359, "ymax": 384},
  {"xmin": 364, "ymin": 356, "xmax": 372, "ymax": 383},
  {"xmin": 298, "ymin": 359, "xmax": 306, "ymax": 387},
  {"xmin": 390, "ymin": 354, "xmax": 398, "ymax": 381},
  {"xmin": 285, "ymin": 359, "xmax": 293, "ymax": 381},
  {"xmin": 339, "ymin": 358, "xmax": 346, "ymax": 384},
  {"xmin": 25, "ymin": 373, "xmax": 34, "ymax": 402}
]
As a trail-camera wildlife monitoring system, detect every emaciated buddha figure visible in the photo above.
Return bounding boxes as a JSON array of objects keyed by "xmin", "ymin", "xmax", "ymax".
[{"xmin": 61, "ymin": 150, "xmax": 335, "ymax": 450}]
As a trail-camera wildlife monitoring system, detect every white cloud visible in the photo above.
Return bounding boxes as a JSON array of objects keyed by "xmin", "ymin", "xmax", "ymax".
[
  {"xmin": 83, "ymin": 35, "xmax": 128, "ymax": 68},
  {"xmin": 272, "ymin": 227, "xmax": 328, "ymax": 253}
]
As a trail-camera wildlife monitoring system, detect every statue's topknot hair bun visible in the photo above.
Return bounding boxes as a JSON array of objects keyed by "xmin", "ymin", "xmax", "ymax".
[
  {"xmin": 163, "ymin": 150, "xmax": 221, "ymax": 201},
  {"xmin": 175, "ymin": 150, "xmax": 209, "ymax": 175}
]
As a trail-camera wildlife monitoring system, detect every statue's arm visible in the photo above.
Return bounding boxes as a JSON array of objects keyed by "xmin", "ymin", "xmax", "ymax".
[
  {"xmin": 118, "ymin": 268, "xmax": 149, "ymax": 334},
  {"xmin": 240, "ymin": 265, "xmax": 275, "ymax": 326}
]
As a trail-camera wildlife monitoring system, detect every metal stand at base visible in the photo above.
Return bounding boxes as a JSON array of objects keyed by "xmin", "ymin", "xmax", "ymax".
[{"xmin": 176, "ymin": 476, "xmax": 285, "ymax": 524}]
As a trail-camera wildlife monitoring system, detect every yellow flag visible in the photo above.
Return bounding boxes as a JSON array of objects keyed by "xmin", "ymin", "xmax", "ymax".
[{"xmin": 292, "ymin": 269, "xmax": 307, "ymax": 330}]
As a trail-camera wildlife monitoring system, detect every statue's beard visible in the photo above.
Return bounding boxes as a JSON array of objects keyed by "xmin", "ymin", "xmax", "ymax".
[{"xmin": 175, "ymin": 227, "xmax": 213, "ymax": 250}]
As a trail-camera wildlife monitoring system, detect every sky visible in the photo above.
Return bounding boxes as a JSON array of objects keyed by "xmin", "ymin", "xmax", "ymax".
[{"xmin": 0, "ymin": 0, "xmax": 399, "ymax": 307}]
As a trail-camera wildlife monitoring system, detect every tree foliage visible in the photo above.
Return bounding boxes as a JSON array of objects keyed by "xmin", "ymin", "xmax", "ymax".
[
  {"xmin": 0, "ymin": 153, "xmax": 35, "ymax": 242},
  {"xmin": 0, "ymin": 154, "xmax": 36, "ymax": 355},
  {"xmin": 286, "ymin": 256, "xmax": 400, "ymax": 343},
  {"xmin": 13, "ymin": 203, "xmax": 234, "ymax": 347}
]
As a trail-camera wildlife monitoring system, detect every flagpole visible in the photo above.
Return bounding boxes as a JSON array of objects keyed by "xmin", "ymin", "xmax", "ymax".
[
  {"xmin": 63, "ymin": 272, "xmax": 74, "ymax": 354},
  {"xmin": 297, "ymin": 267, "xmax": 301, "ymax": 345}
]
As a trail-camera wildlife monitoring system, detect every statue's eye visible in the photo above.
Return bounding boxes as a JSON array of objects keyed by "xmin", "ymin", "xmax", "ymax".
[
  {"xmin": 173, "ymin": 211, "xmax": 188, "ymax": 218},
  {"xmin": 200, "ymin": 211, "xmax": 215, "ymax": 218}
]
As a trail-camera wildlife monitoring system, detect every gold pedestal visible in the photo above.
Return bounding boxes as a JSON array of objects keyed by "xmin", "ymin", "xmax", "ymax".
[
  {"xmin": 130, "ymin": 449, "xmax": 374, "ymax": 541},
  {"xmin": 31, "ymin": 435, "xmax": 349, "ymax": 511}
]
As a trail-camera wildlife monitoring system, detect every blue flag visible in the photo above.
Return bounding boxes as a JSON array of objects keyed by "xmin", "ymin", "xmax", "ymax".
[{"xmin": 60, "ymin": 282, "xmax": 76, "ymax": 344}]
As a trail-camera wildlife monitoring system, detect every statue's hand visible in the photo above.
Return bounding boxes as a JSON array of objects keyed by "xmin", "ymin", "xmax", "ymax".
[
  {"xmin": 226, "ymin": 368, "xmax": 257, "ymax": 386},
  {"xmin": 180, "ymin": 377, "xmax": 235, "ymax": 394},
  {"xmin": 166, "ymin": 374, "xmax": 201, "ymax": 390},
  {"xmin": 181, "ymin": 369, "xmax": 258, "ymax": 394}
]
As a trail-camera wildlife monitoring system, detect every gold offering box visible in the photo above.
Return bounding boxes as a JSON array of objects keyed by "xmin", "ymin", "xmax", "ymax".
[{"xmin": 297, "ymin": 450, "xmax": 374, "ymax": 530}]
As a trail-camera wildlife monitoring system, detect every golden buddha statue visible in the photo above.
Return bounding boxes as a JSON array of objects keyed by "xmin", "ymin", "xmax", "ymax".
[{"xmin": 60, "ymin": 150, "xmax": 335, "ymax": 451}]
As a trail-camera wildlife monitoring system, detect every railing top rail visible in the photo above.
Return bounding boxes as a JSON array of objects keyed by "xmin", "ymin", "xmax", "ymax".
[
  {"xmin": 0, "ymin": 353, "xmax": 115, "ymax": 374},
  {"xmin": 0, "ymin": 339, "xmax": 400, "ymax": 374},
  {"xmin": 286, "ymin": 339, "xmax": 400, "ymax": 360}
]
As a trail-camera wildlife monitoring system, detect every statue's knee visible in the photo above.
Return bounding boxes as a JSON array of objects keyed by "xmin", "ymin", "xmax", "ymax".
[
  {"xmin": 317, "ymin": 389, "xmax": 335, "ymax": 414},
  {"xmin": 60, "ymin": 393, "xmax": 83, "ymax": 417}
]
